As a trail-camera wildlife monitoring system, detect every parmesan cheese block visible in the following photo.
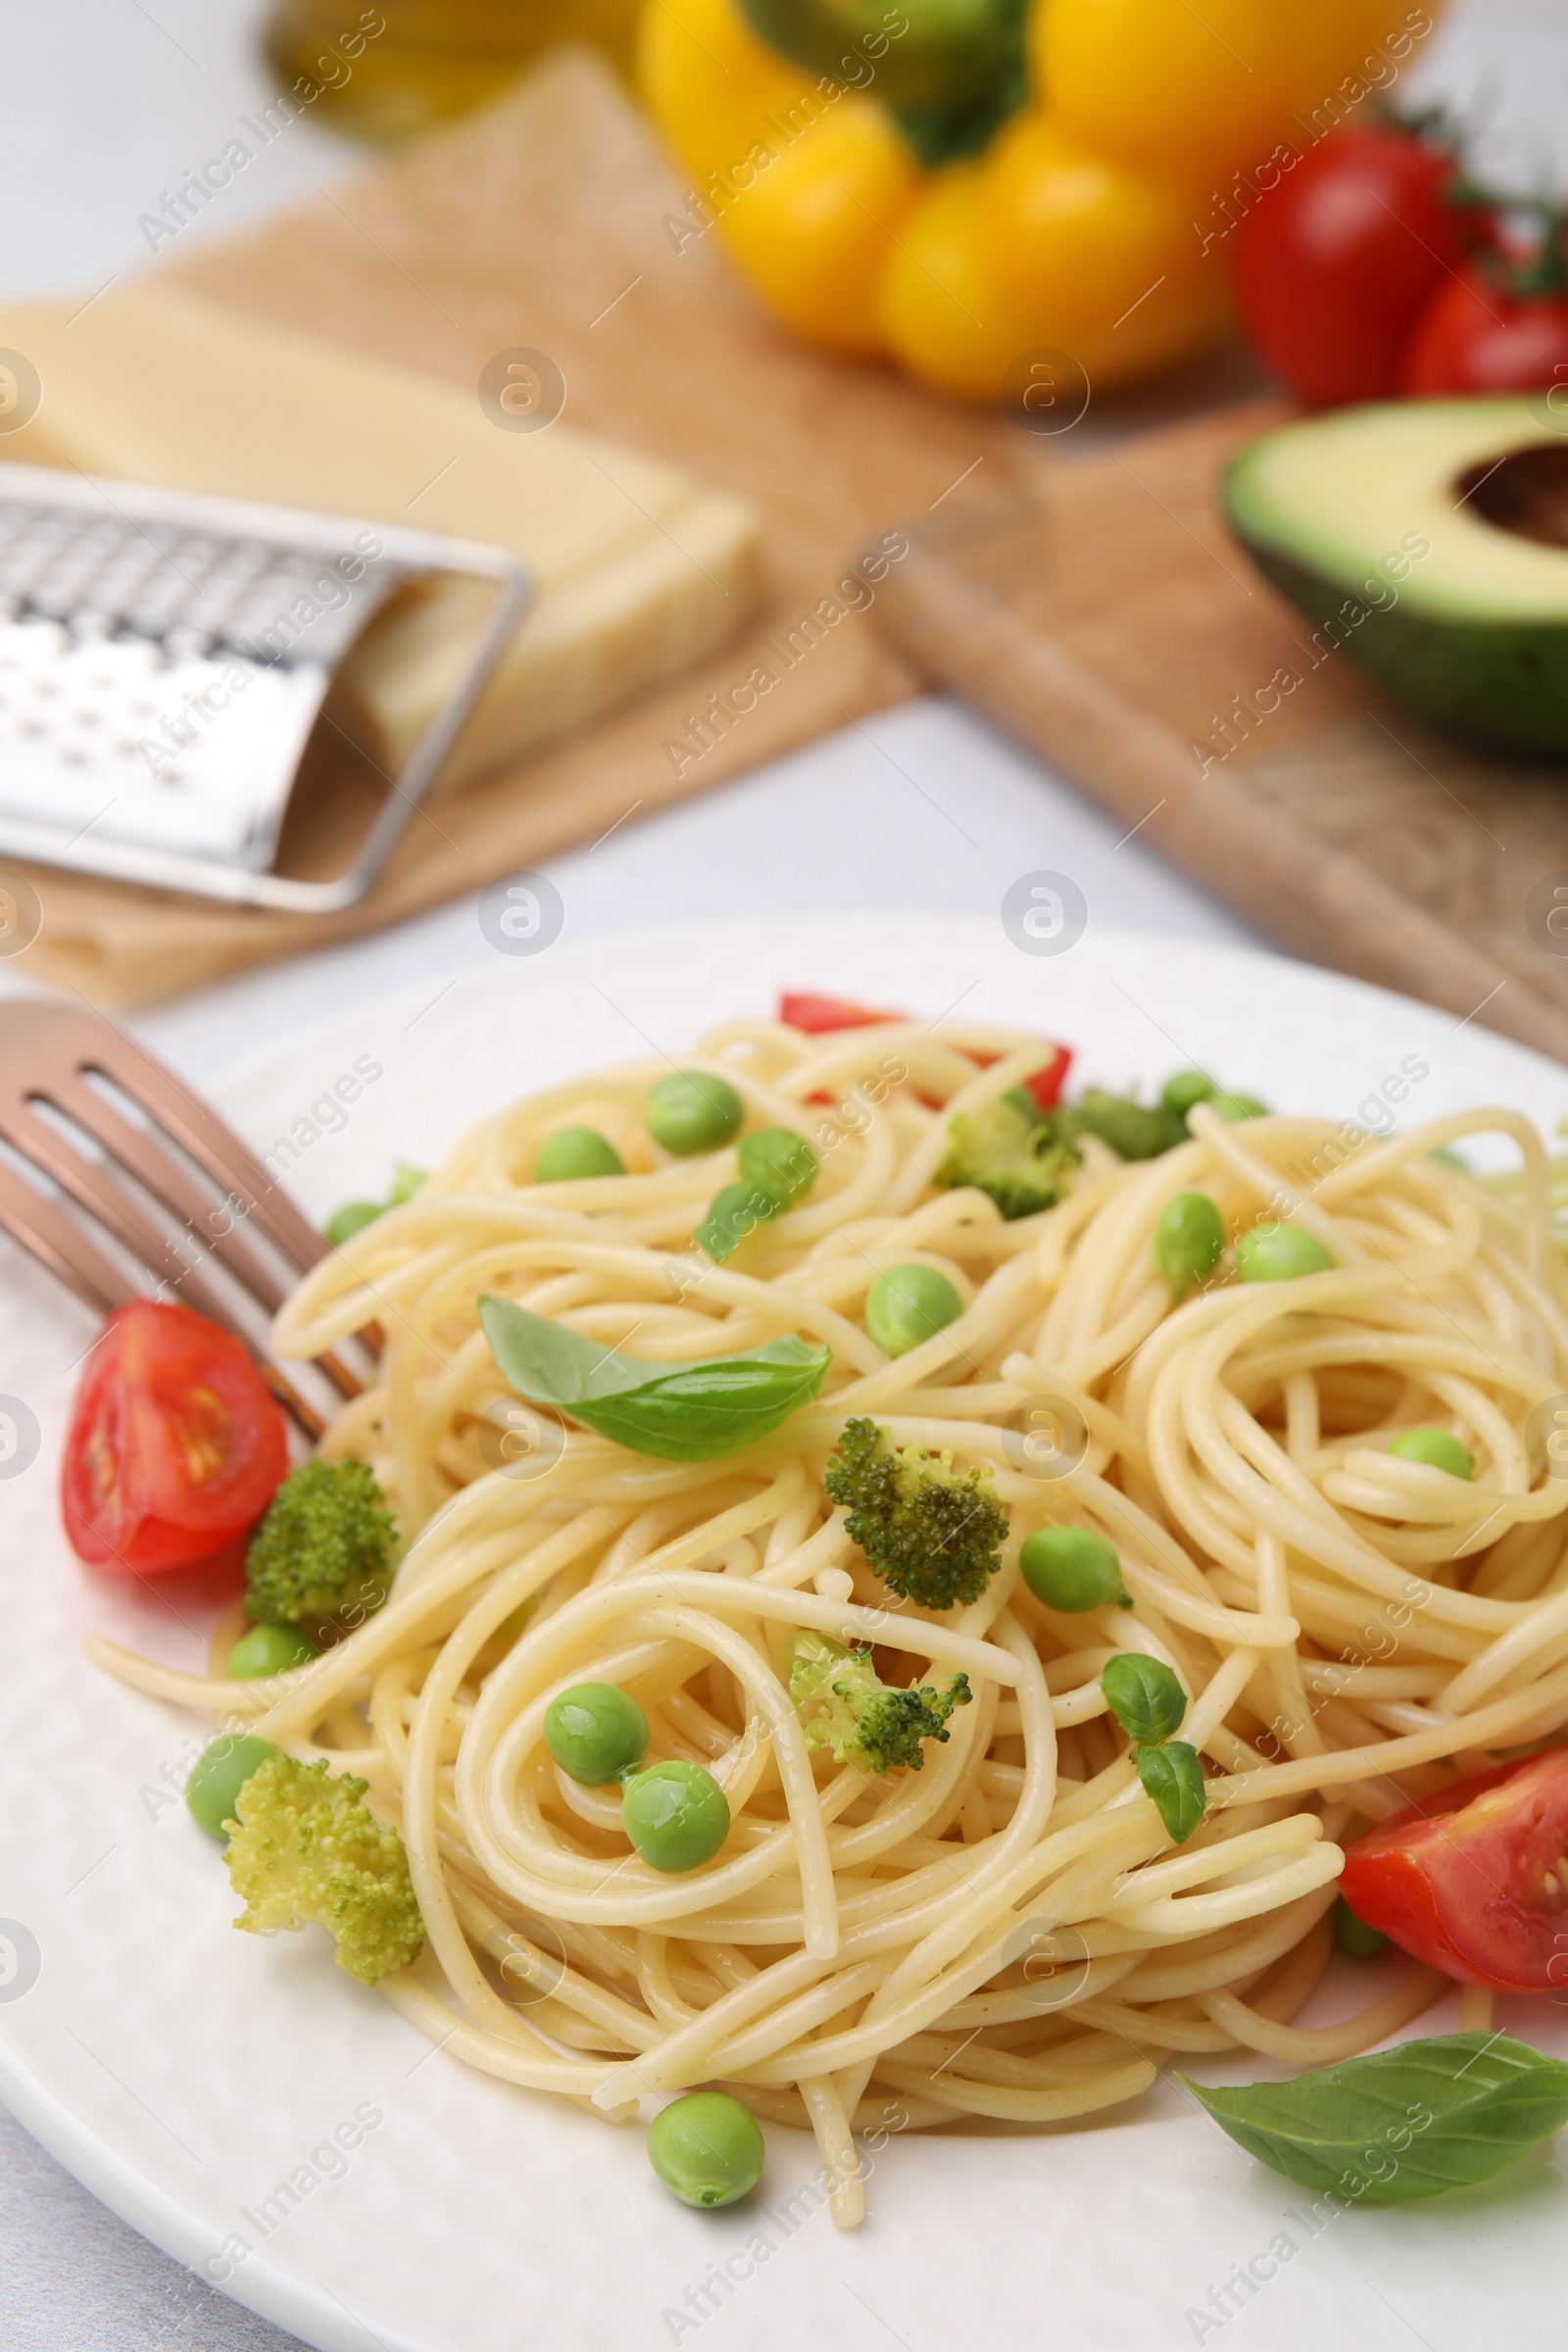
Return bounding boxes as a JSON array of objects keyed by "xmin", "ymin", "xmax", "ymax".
[{"xmin": 0, "ymin": 282, "xmax": 762, "ymax": 788}]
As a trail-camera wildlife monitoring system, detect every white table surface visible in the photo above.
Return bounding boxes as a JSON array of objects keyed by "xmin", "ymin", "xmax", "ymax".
[{"xmin": 0, "ymin": 2, "xmax": 1553, "ymax": 2344}]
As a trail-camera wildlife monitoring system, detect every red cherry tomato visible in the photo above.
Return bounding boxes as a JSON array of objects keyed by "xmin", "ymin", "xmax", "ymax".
[
  {"xmin": 776, "ymin": 992, "xmax": 1072, "ymax": 1111},
  {"xmin": 777, "ymin": 992, "xmax": 902, "ymax": 1034},
  {"xmin": 1402, "ymin": 269, "xmax": 1568, "ymax": 393},
  {"xmin": 1020, "ymin": 1046, "xmax": 1073, "ymax": 1110},
  {"xmin": 1235, "ymin": 124, "xmax": 1471, "ymax": 407},
  {"xmin": 1339, "ymin": 1749, "xmax": 1568, "ymax": 1992},
  {"xmin": 61, "ymin": 1300, "xmax": 288, "ymax": 1575}
]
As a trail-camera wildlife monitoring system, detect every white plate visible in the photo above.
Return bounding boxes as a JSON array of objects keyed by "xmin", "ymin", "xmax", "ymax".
[{"xmin": 5, "ymin": 911, "xmax": 1568, "ymax": 2352}]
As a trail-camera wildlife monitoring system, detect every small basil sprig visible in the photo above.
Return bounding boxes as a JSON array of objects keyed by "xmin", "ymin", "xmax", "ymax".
[
  {"xmin": 1181, "ymin": 2034, "xmax": 1568, "ymax": 2203},
  {"xmin": 1101, "ymin": 1652, "xmax": 1204, "ymax": 1843},
  {"xmin": 698, "ymin": 1128, "xmax": 819, "ymax": 1264},
  {"xmin": 479, "ymin": 1296, "xmax": 830, "ymax": 1463},
  {"xmin": 1101, "ymin": 1653, "xmax": 1185, "ymax": 1746},
  {"xmin": 1133, "ymin": 1741, "xmax": 1206, "ymax": 1843}
]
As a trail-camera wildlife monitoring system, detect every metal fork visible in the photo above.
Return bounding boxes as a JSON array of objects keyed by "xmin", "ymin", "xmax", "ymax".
[{"xmin": 0, "ymin": 996, "xmax": 367, "ymax": 1436}]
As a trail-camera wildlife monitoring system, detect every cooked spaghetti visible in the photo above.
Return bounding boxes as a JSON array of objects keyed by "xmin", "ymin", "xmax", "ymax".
[{"xmin": 89, "ymin": 1012, "xmax": 1568, "ymax": 2226}]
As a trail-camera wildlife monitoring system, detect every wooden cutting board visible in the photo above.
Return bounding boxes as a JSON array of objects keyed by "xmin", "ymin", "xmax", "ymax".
[
  {"xmin": 876, "ymin": 400, "xmax": 1568, "ymax": 1070},
  {"xmin": 12, "ymin": 50, "xmax": 1032, "ymax": 1008}
]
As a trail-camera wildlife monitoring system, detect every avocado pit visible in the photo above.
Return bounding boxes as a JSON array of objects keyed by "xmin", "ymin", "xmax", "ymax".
[{"xmin": 1456, "ymin": 441, "xmax": 1568, "ymax": 550}]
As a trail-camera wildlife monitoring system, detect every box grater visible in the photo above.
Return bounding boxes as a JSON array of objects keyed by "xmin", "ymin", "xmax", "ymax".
[{"xmin": 0, "ymin": 461, "xmax": 527, "ymax": 912}]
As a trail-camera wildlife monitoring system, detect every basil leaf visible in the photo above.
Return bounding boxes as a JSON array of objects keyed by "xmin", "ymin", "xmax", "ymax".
[
  {"xmin": 1135, "ymin": 1740, "xmax": 1205, "ymax": 1843},
  {"xmin": 478, "ymin": 1296, "xmax": 831, "ymax": 1462},
  {"xmin": 1101, "ymin": 1652, "xmax": 1186, "ymax": 1747},
  {"xmin": 479, "ymin": 1297, "xmax": 659, "ymax": 1405},
  {"xmin": 1181, "ymin": 2034, "xmax": 1568, "ymax": 2204},
  {"xmin": 583, "ymin": 1347, "xmax": 830, "ymax": 1458}
]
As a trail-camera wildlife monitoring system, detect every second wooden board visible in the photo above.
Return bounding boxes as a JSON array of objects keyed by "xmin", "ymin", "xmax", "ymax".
[{"xmin": 878, "ymin": 398, "xmax": 1568, "ymax": 1069}]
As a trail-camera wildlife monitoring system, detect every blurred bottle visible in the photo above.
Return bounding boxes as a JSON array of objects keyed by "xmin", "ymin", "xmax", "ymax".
[{"xmin": 265, "ymin": 0, "xmax": 640, "ymax": 142}]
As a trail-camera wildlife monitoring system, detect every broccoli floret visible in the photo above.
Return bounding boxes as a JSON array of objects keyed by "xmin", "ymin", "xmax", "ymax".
[
  {"xmin": 941, "ymin": 1072, "xmax": 1261, "ymax": 1208},
  {"xmin": 788, "ymin": 1632, "xmax": 970, "ymax": 1774},
  {"xmin": 936, "ymin": 1095, "xmax": 1082, "ymax": 1220},
  {"xmin": 245, "ymin": 1458, "xmax": 397, "ymax": 1632},
  {"xmin": 223, "ymin": 1753, "xmax": 423, "ymax": 1985},
  {"xmin": 1052, "ymin": 1089, "xmax": 1188, "ymax": 1162},
  {"xmin": 824, "ymin": 1417, "xmax": 1008, "ymax": 1610}
]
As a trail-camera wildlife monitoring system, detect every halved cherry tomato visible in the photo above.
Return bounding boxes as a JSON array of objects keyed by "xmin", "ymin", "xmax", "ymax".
[
  {"xmin": 61, "ymin": 1300, "xmax": 288, "ymax": 1575},
  {"xmin": 777, "ymin": 992, "xmax": 902, "ymax": 1033},
  {"xmin": 1339, "ymin": 1749, "xmax": 1568, "ymax": 1992}
]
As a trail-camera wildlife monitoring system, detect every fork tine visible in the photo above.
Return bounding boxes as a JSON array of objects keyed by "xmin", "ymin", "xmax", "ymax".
[
  {"xmin": 0, "ymin": 1101, "xmax": 247, "ymax": 1321},
  {"xmin": 0, "ymin": 1117, "xmax": 327, "ymax": 1436},
  {"xmin": 0, "ymin": 1000, "xmax": 367, "ymax": 1438},
  {"xmin": 27, "ymin": 1072, "xmax": 369, "ymax": 1406},
  {"xmin": 13, "ymin": 1004, "xmax": 327, "ymax": 1276},
  {"xmin": 47, "ymin": 1070, "xmax": 294, "ymax": 1313},
  {"xmin": 0, "ymin": 1156, "xmax": 137, "ymax": 1317}
]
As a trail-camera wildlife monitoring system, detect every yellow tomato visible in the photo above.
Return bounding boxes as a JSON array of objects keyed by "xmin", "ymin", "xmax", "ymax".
[
  {"xmin": 879, "ymin": 118, "xmax": 1226, "ymax": 401},
  {"xmin": 637, "ymin": 0, "xmax": 920, "ymax": 353},
  {"xmin": 1036, "ymin": 0, "xmax": 1446, "ymax": 184}
]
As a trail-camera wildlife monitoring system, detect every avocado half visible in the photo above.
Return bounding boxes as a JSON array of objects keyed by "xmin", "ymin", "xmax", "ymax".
[{"xmin": 1225, "ymin": 399, "xmax": 1568, "ymax": 757}]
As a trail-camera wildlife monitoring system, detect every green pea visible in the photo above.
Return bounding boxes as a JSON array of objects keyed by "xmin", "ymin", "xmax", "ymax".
[
  {"xmin": 323, "ymin": 1163, "xmax": 425, "ymax": 1250},
  {"xmin": 696, "ymin": 1180, "xmax": 780, "ymax": 1263},
  {"xmin": 1389, "ymin": 1426, "xmax": 1475, "ymax": 1480},
  {"xmin": 1209, "ymin": 1091, "xmax": 1269, "ymax": 1122},
  {"xmin": 1235, "ymin": 1223, "xmax": 1334, "ymax": 1282},
  {"xmin": 621, "ymin": 1758, "xmax": 730, "ymax": 1872},
  {"xmin": 1152, "ymin": 1190, "xmax": 1225, "ymax": 1301},
  {"xmin": 1019, "ymin": 1525, "xmax": 1132, "ymax": 1612},
  {"xmin": 1333, "ymin": 1894, "xmax": 1389, "ymax": 1959},
  {"xmin": 227, "ymin": 1622, "xmax": 321, "ymax": 1680},
  {"xmin": 865, "ymin": 1265, "xmax": 963, "ymax": 1358},
  {"xmin": 644, "ymin": 1071, "xmax": 744, "ymax": 1155},
  {"xmin": 185, "ymin": 1734, "xmax": 281, "ymax": 1841},
  {"xmin": 1160, "ymin": 1071, "xmax": 1215, "ymax": 1120},
  {"xmin": 543, "ymin": 1683, "xmax": 649, "ymax": 1786},
  {"xmin": 533, "ymin": 1126, "xmax": 625, "ymax": 1183},
  {"xmin": 737, "ymin": 1126, "xmax": 818, "ymax": 1207},
  {"xmin": 647, "ymin": 2091, "xmax": 765, "ymax": 2209}
]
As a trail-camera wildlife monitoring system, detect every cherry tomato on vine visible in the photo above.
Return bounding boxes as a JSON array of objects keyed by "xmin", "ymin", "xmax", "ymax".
[
  {"xmin": 1402, "ymin": 269, "xmax": 1568, "ymax": 394},
  {"xmin": 61, "ymin": 1300, "xmax": 288, "ymax": 1575},
  {"xmin": 1339, "ymin": 1749, "xmax": 1568, "ymax": 1992},
  {"xmin": 1235, "ymin": 122, "xmax": 1471, "ymax": 406}
]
